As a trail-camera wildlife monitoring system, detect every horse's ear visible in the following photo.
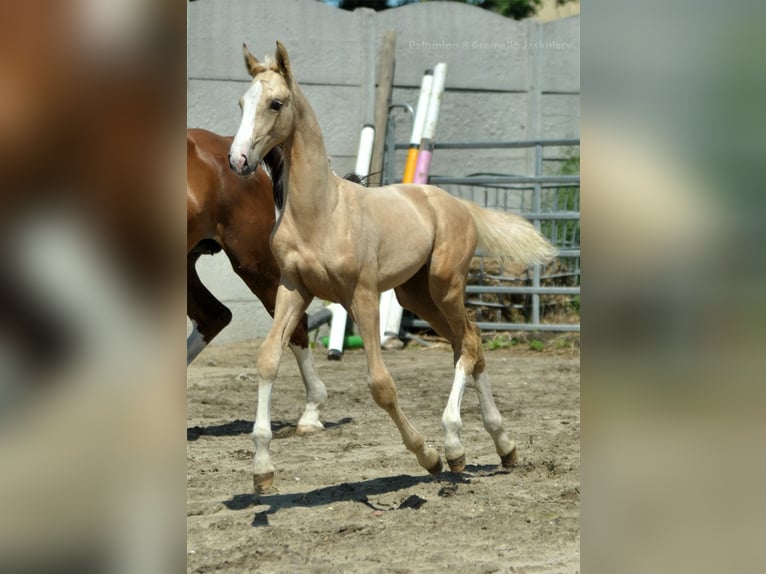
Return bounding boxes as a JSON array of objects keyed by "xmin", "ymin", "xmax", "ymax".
[
  {"xmin": 275, "ymin": 41, "xmax": 292, "ymax": 83},
  {"xmin": 242, "ymin": 43, "xmax": 266, "ymax": 77}
]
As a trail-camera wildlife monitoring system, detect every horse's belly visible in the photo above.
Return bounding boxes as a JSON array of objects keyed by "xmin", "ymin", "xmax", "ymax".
[{"xmin": 376, "ymin": 243, "xmax": 431, "ymax": 292}]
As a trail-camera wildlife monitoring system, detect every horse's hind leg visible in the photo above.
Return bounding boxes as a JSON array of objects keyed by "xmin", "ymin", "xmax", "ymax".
[
  {"xmin": 473, "ymin": 356, "xmax": 517, "ymax": 468},
  {"xmin": 402, "ymin": 260, "xmax": 516, "ymax": 471},
  {"xmin": 349, "ymin": 286, "xmax": 442, "ymax": 475},
  {"xmin": 187, "ymin": 250, "xmax": 232, "ymax": 365},
  {"xmin": 396, "ymin": 269, "xmax": 471, "ymax": 472}
]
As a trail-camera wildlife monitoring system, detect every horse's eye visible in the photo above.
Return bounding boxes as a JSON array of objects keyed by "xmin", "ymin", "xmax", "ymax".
[{"xmin": 270, "ymin": 100, "xmax": 283, "ymax": 111}]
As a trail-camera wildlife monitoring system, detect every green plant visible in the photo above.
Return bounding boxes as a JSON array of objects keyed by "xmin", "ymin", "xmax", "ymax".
[
  {"xmin": 484, "ymin": 333, "xmax": 518, "ymax": 350},
  {"xmin": 541, "ymin": 148, "xmax": 579, "ymax": 249},
  {"xmin": 570, "ymin": 294, "xmax": 580, "ymax": 313},
  {"xmin": 528, "ymin": 339, "xmax": 545, "ymax": 352}
]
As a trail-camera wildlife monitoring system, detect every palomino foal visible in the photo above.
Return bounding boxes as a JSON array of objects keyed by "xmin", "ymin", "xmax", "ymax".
[{"xmin": 229, "ymin": 42, "xmax": 557, "ymax": 492}]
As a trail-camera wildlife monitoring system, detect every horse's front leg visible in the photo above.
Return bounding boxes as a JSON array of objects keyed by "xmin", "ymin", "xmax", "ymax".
[{"xmin": 253, "ymin": 281, "xmax": 314, "ymax": 493}]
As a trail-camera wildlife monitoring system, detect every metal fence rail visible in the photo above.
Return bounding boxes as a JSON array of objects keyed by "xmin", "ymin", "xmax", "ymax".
[{"xmin": 383, "ymin": 135, "xmax": 580, "ymax": 333}]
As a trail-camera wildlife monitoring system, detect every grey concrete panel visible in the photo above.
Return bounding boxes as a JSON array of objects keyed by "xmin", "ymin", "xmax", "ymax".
[
  {"xmin": 540, "ymin": 93, "xmax": 580, "ymax": 140},
  {"xmin": 377, "ymin": 3, "xmax": 530, "ymax": 91},
  {"xmin": 187, "ymin": 79, "xmax": 250, "ymax": 135},
  {"xmin": 539, "ymin": 16, "xmax": 580, "ymax": 93},
  {"xmin": 188, "ymin": 0, "xmax": 367, "ymax": 86}
]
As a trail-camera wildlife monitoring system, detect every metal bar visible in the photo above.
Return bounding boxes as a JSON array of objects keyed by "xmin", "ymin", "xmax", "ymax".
[
  {"xmin": 531, "ymin": 144, "xmax": 543, "ymax": 326},
  {"xmin": 383, "ymin": 104, "xmax": 415, "ymax": 186},
  {"xmin": 428, "ymin": 176, "xmax": 579, "ymax": 185},
  {"xmin": 464, "ymin": 286, "xmax": 580, "ymax": 295},
  {"xmin": 473, "ymin": 249, "xmax": 581, "ymax": 258},
  {"xmin": 409, "ymin": 319, "xmax": 580, "ymax": 332},
  {"xmin": 394, "ymin": 139, "xmax": 580, "ymax": 150},
  {"xmin": 516, "ymin": 212, "xmax": 580, "ymax": 220}
]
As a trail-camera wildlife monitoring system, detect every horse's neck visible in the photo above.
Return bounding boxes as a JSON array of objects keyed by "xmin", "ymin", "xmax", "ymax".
[{"xmin": 281, "ymin": 83, "xmax": 338, "ymax": 222}]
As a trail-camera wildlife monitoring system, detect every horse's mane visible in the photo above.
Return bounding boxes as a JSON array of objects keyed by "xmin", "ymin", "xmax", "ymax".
[
  {"xmin": 261, "ymin": 146, "xmax": 286, "ymax": 211},
  {"xmin": 262, "ymin": 149, "xmax": 373, "ymax": 210},
  {"xmin": 342, "ymin": 172, "xmax": 376, "ymax": 187}
]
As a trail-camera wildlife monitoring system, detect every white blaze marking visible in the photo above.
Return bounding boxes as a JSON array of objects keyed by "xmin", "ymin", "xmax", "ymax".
[{"xmin": 231, "ymin": 81, "xmax": 263, "ymax": 162}]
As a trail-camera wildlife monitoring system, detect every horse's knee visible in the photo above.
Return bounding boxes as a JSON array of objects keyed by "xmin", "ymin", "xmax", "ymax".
[{"xmin": 256, "ymin": 342, "xmax": 281, "ymax": 381}]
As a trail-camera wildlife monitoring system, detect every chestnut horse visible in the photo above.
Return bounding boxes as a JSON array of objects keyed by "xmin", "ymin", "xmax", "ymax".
[
  {"xmin": 229, "ymin": 42, "xmax": 557, "ymax": 493},
  {"xmin": 187, "ymin": 128, "xmax": 326, "ymax": 434}
]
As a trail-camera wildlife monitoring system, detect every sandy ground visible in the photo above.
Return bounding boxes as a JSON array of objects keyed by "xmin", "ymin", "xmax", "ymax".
[{"xmin": 187, "ymin": 339, "xmax": 580, "ymax": 573}]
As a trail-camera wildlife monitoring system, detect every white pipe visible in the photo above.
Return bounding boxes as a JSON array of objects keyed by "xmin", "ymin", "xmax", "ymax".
[
  {"xmin": 327, "ymin": 303, "xmax": 347, "ymax": 360},
  {"xmin": 422, "ymin": 62, "xmax": 447, "ymax": 140},
  {"xmin": 409, "ymin": 70, "xmax": 434, "ymax": 146},
  {"xmin": 354, "ymin": 124, "xmax": 375, "ymax": 177}
]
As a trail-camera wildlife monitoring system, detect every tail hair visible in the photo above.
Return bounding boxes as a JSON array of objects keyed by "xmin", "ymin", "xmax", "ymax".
[{"xmin": 461, "ymin": 200, "xmax": 558, "ymax": 268}]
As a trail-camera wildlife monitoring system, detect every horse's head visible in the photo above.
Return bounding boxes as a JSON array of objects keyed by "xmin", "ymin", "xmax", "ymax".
[{"xmin": 229, "ymin": 41, "xmax": 294, "ymax": 176}]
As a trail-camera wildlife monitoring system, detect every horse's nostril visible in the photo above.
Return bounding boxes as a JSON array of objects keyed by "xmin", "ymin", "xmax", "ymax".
[{"xmin": 241, "ymin": 154, "xmax": 249, "ymax": 168}]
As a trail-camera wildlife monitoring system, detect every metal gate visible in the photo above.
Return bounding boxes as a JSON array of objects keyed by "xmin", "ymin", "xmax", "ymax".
[{"xmin": 382, "ymin": 129, "xmax": 580, "ymax": 333}]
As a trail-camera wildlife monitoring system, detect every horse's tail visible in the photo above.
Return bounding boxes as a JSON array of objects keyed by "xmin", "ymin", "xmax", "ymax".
[{"xmin": 461, "ymin": 200, "xmax": 558, "ymax": 268}]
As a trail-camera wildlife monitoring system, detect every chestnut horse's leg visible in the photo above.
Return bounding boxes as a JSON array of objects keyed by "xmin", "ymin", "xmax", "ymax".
[
  {"xmin": 252, "ymin": 281, "xmax": 314, "ymax": 493},
  {"xmin": 187, "ymin": 249, "xmax": 232, "ymax": 365},
  {"xmin": 349, "ymin": 285, "xmax": 442, "ymax": 475}
]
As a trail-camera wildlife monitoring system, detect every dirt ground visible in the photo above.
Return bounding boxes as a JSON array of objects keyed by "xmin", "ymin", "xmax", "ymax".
[{"xmin": 187, "ymin": 338, "xmax": 580, "ymax": 573}]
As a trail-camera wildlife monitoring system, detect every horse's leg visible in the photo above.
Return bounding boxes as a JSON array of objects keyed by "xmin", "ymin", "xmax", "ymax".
[
  {"xmin": 252, "ymin": 281, "xmax": 314, "ymax": 493},
  {"xmin": 228, "ymin": 260, "xmax": 327, "ymax": 435},
  {"xmin": 187, "ymin": 250, "xmax": 232, "ymax": 365},
  {"xmin": 396, "ymin": 269, "xmax": 469, "ymax": 472},
  {"xmin": 427, "ymin": 258, "xmax": 517, "ymax": 470},
  {"xmin": 473, "ymin": 355, "xmax": 518, "ymax": 468},
  {"xmin": 349, "ymin": 287, "xmax": 442, "ymax": 475},
  {"xmin": 289, "ymin": 342, "xmax": 327, "ymax": 434}
]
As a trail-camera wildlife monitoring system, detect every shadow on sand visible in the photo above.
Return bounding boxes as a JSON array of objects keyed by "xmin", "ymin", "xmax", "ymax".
[
  {"xmin": 186, "ymin": 417, "xmax": 353, "ymax": 441},
  {"xmin": 224, "ymin": 463, "xmax": 512, "ymax": 527}
]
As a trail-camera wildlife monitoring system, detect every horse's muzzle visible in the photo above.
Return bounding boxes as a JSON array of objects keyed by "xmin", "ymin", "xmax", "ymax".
[{"xmin": 228, "ymin": 152, "xmax": 254, "ymax": 175}]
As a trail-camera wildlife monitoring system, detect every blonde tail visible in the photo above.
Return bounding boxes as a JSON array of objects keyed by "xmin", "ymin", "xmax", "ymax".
[{"xmin": 461, "ymin": 200, "xmax": 558, "ymax": 268}]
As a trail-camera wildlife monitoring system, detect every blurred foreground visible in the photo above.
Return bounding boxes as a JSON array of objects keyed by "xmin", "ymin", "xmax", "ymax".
[
  {"xmin": 0, "ymin": 1, "xmax": 185, "ymax": 572},
  {"xmin": 584, "ymin": 1, "xmax": 766, "ymax": 572}
]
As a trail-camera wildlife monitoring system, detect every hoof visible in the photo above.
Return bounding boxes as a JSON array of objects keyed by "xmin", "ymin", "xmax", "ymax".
[
  {"xmin": 500, "ymin": 447, "xmax": 518, "ymax": 469},
  {"xmin": 327, "ymin": 349, "xmax": 342, "ymax": 361},
  {"xmin": 295, "ymin": 423, "xmax": 324, "ymax": 436},
  {"xmin": 253, "ymin": 471, "xmax": 274, "ymax": 494},
  {"xmin": 447, "ymin": 455, "xmax": 466, "ymax": 474},
  {"xmin": 426, "ymin": 457, "xmax": 443, "ymax": 475}
]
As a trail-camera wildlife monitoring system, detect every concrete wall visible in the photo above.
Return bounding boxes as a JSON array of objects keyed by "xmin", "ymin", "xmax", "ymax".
[{"xmin": 187, "ymin": 0, "xmax": 579, "ymax": 344}]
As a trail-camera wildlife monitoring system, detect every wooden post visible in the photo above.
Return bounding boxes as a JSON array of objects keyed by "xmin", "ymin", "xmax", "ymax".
[{"xmin": 368, "ymin": 30, "xmax": 396, "ymax": 188}]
